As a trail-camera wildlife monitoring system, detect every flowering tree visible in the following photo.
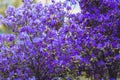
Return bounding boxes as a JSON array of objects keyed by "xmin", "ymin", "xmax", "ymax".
[{"xmin": 0, "ymin": 0, "xmax": 120, "ymax": 80}]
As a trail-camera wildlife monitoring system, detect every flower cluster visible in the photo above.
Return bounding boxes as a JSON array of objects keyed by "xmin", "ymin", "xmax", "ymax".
[
  {"xmin": 0, "ymin": 0, "xmax": 83, "ymax": 79},
  {"xmin": 78, "ymin": 0, "xmax": 120, "ymax": 79},
  {"xmin": 0, "ymin": 0, "xmax": 120, "ymax": 80}
]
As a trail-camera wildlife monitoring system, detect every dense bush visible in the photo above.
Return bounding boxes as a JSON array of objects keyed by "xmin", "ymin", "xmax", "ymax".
[{"xmin": 0, "ymin": 0, "xmax": 120, "ymax": 80}]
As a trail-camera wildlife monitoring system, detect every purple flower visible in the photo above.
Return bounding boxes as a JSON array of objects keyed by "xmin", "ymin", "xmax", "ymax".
[{"xmin": 0, "ymin": 0, "xmax": 120, "ymax": 79}]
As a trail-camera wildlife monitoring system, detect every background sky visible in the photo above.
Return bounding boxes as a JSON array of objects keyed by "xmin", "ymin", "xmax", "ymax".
[{"xmin": 38, "ymin": 0, "xmax": 81, "ymax": 13}]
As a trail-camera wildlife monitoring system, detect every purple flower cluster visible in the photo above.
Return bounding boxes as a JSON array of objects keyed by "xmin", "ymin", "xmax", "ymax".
[
  {"xmin": 0, "ymin": 0, "xmax": 120, "ymax": 80},
  {"xmin": 78, "ymin": 0, "xmax": 120, "ymax": 79}
]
